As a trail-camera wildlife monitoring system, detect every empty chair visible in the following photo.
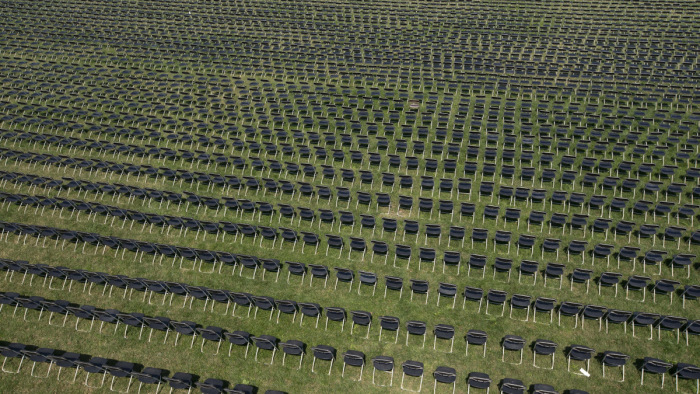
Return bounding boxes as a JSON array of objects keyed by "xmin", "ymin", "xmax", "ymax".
[
  {"xmin": 311, "ymin": 345, "xmax": 336, "ymax": 375},
  {"xmin": 384, "ymin": 276, "xmax": 403, "ymax": 299},
  {"xmin": 682, "ymin": 285, "xmax": 700, "ymax": 309},
  {"xmin": 197, "ymin": 326, "xmax": 224, "ymax": 355},
  {"xmin": 467, "ymin": 372, "xmax": 491, "ymax": 394},
  {"xmin": 341, "ymin": 350, "xmax": 365, "ymax": 381},
  {"xmin": 195, "ymin": 378, "xmax": 224, "ymax": 394},
  {"xmin": 298, "ymin": 303, "xmax": 322, "ymax": 328},
  {"xmin": 518, "ymin": 261, "xmax": 539, "ymax": 285},
  {"xmin": 372, "ymin": 356, "xmax": 394, "ymax": 387},
  {"xmin": 325, "ymin": 307, "xmax": 346, "ymax": 332},
  {"xmin": 443, "ymin": 251, "xmax": 461, "ymax": 274},
  {"xmin": 493, "ymin": 258, "xmax": 512, "ymax": 282},
  {"xmin": 334, "ymin": 268, "xmax": 354, "ymax": 291},
  {"xmin": 463, "ymin": 286, "xmax": 484, "ymax": 311},
  {"xmin": 410, "ymin": 280, "xmax": 429, "ymax": 304},
  {"xmin": 434, "ymin": 324, "xmax": 455, "ymax": 353},
  {"xmin": 558, "ymin": 302, "xmax": 583, "ymax": 328},
  {"xmin": 657, "ymin": 316, "xmax": 687, "ymax": 343},
  {"xmin": 509, "ymin": 294, "xmax": 532, "ymax": 322},
  {"xmin": 433, "ymin": 366, "xmax": 457, "ymax": 394},
  {"xmin": 570, "ymin": 268, "xmax": 593, "ymax": 293},
  {"xmin": 406, "ymin": 321, "xmax": 427, "ymax": 347},
  {"xmin": 605, "ymin": 310, "xmax": 633, "ymax": 334},
  {"xmin": 164, "ymin": 372, "xmax": 195, "ymax": 394},
  {"xmin": 641, "ymin": 357, "xmax": 673, "ymax": 388},
  {"xmin": 309, "ymin": 264, "xmax": 329, "ymax": 288},
  {"xmin": 486, "ymin": 290, "xmax": 507, "ymax": 316},
  {"xmin": 672, "ymin": 363, "xmax": 700, "ymax": 393},
  {"xmin": 400, "ymin": 360, "xmax": 424, "ymax": 392},
  {"xmin": 533, "ymin": 340, "xmax": 557, "ymax": 369},
  {"xmin": 531, "ymin": 383, "xmax": 558, "ymax": 394},
  {"xmin": 378, "ymin": 316, "xmax": 400, "ymax": 344},
  {"xmin": 225, "ymin": 331, "xmax": 251, "ymax": 358},
  {"xmin": 252, "ymin": 335, "xmax": 279, "ymax": 365},
  {"xmin": 602, "ymin": 351, "xmax": 630, "ymax": 382},
  {"xmin": 502, "ymin": 335, "xmax": 525, "ymax": 364},
  {"xmin": 499, "ymin": 378, "xmax": 526, "ymax": 394},
  {"xmin": 581, "ymin": 305, "xmax": 607, "ymax": 331},
  {"xmin": 533, "ymin": 297, "xmax": 556, "ymax": 324},
  {"xmin": 543, "ymin": 263, "xmax": 566, "ymax": 290},
  {"xmin": 567, "ymin": 345, "xmax": 595, "ymax": 375},
  {"xmin": 466, "ymin": 330, "xmax": 488, "ymax": 357},
  {"xmin": 625, "ymin": 275, "xmax": 651, "ymax": 302},
  {"xmin": 468, "ymin": 254, "xmax": 488, "ymax": 278},
  {"xmin": 357, "ymin": 271, "xmax": 377, "ymax": 296},
  {"xmin": 652, "ymin": 279, "xmax": 681, "ymax": 304},
  {"xmin": 350, "ymin": 311, "xmax": 372, "ymax": 338},
  {"xmin": 598, "ymin": 272, "xmax": 623, "ymax": 297},
  {"xmin": 437, "ymin": 283, "xmax": 457, "ymax": 308}
]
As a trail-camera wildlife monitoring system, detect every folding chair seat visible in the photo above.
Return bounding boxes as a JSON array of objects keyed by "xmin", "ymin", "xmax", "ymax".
[
  {"xmin": 376, "ymin": 193, "xmax": 391, "ymax": 209},
  {"xmin": 342, "ymin": 350, "xmax": 365, "ymax": 380},
  {"xmin": 378, "ymin": 315, "xmax": 400, "ymax": 343},
  {"xmin": 384, "ymin": 276, "xmax": 403, "ymax": 298},
  {"xmin": 250, "ymin": 295, "xmax": 277, "ymax": 320},
  {"xmin": 486, "ymin": 290, "xmax": 507, "ymax": 316},
  {"xmin": 517, "ymin": 260, "xmax": 539, "ymax": 285},
  {"xmin": 433, "ymin": 366, "xmax": 456, "ymax": 394},
  {"xmin": 482, "ymin": 205, "xmax": 500, "ymax": 224},
  {"xmin": 0, "ymin": 343, "xmax": 26, "ymax": 374},
  {"xmin": 581, "ymin": 305, "xmax": 607, "ymax": 331},
  {"xmin": 409, "ymin": 280, "xmax": 429, "ymax": 304},
  {"xmin": 15, "ymin": 295, "xmax": 44, "ymax": 321},
  {"xmin": 509, "ymin": 294, "xmax": 531, "ymax": 322},
  {"xmin": 682, "ymin": 285, "xmax": 700, "ymax": 308},
  {"xmin": 403, "ymin": 220, "xmax": 419, "ymax": 242},
  {"xmin": 196, "ymin": 378, "xmax": 224, "ymax": 394},
  {"xmin": 642, "ymin": 250, "xmax": 667, "ymax": 275},
  {"xmin": 502, "ymin": 335, "xmax": 525, "ymax": 364},
  {"xmin": 252, "ymin": 335, "xmax": 278, "ymax": 365},
  {"xmin": 599, "ymin": 272, "xmax": 622, "ymax": 296},
  {"xmin": 567, "ymin": 345, "xmax": 595, "ymax": 375},
  {"xmin": 671, "ymin": 254, "xmax": 695, "ymax": 278},
  {"xmin": 349, "ymin": 311, "xmax": 372, "ymax": 338},
  {"xmin": 20, "ymin": 347, "xmax": 55, "ymax": 379},
  {"xmin": 652, "ymin": 279, "xmax": 680, "ymax": 304},
  {"xmin": 471, "ymin": 228, "xmax": 489, "ymax": 248},
  {"xmin": 270, "ymin": 339, "xmax": 303, "ymax": 370},
  {"xmin": 533, "ymin": 297, "xmax": 556, "ymax": 324},
  {"xmin": 400, "ymin": 360, "xmax": 424, "ymax": 392},
  {"xmin": 433, "ymin": 324, "xmax": 455, "ymax": 353},
  {"xmin": 632, "ymin": 312, "xmax": 660, "ymax": 339},
  {"xmin": 672, "ymin": 363, "xmax": 700, "ymax": 393},
  {"xmin": 657, "ymin": 316, "xmax": 687, "ymax": 343},
  {"xmin": 570, "ymin": 268, "xmax": 593, "ymax": 293},
  {"xmin": 103, "ymin": 361, "xmax": 134, "ymax": 393},
  {"xmin": 405, "ymin": 320, "xmax": 427, "ymax": 347},
  {"xmin": 372, "ymin": 356, "xmax": 394, "ymax": 387},
  {"xmin": 299, "ymin": 232, "xmax": 319, "ymax": 254},
  {"xmin": 359, "ymin": 214, "xmax": 375, "ymax": 234},
  {"xmin": 531, "ymin": 383, "xmax": 558, "ymax": 394},
  {"xmin": 540, "ymin": 263, "xmax": 564, "ymax": 289},
  {"xmin": 499, "ymin": 378, "xmax": 525, "ymax": 394},
  {"xmin": 517, "ymin": 235, "xmax": 536, "ymax": 256},
  {"xmin": 278, "ymin": 228, "xmax": 298, "ymax": 251},
  {"xmin": 640, "ymin": 357, "xmax": 672, "ymax": 388},
  {"xmin": 531, "ymin": 339, "xmax": 557, "ymax": 370},
  {"xmin": 325, "ymin": 307, "xmax": 346, "ymax": 332},
  {"xmin": 325, "ymin": 235, "xmax": 344, "ymax": 258}
]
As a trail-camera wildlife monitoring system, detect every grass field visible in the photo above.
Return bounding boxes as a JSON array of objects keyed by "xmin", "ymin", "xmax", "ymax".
[{"xmin": 0, "ymin": 0, "xmax": 698, "ymax": 393}]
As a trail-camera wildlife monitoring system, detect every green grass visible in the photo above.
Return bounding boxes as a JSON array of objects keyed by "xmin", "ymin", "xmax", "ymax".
[{"xmin": 0, "ymin": 0, "xmax": 699, "ymax": 393}]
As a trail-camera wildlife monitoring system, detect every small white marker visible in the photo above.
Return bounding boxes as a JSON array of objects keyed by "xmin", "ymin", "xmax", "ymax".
[{"xmin": 579, "ymin": 368, "xmax": 590, "ymax": 377}]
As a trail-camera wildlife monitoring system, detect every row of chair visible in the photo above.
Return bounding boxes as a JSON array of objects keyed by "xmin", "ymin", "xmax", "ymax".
[
  {"xmin": 0, "ymin": 340, "xmax": 274, "ymax": 394},
  {"xmin": 3, "ymin": 293, "xmax": 699, "ymax": 392},
  {"xmin": 3, "ymin": 258, "xmax": 698, "ymax": 346}
]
